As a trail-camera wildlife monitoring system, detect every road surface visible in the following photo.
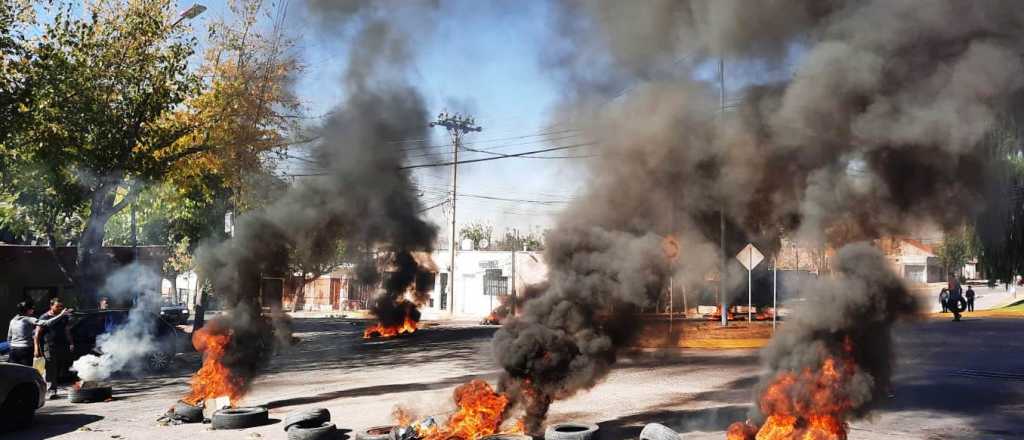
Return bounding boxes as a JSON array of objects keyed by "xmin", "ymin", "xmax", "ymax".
[{"xmin": 13, "ymin": 315, "xmax": 1023, "ymax": 440}]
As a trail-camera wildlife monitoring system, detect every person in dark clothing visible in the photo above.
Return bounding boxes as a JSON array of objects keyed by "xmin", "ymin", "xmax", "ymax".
[
  {"xmin": 33, "ymin": 298, "xmax": 74, "ymax": 399},
  {"xmin": 939, "ymin": 288, "xmax": 950, "ymax": 313},
  {"xmin": 6, "ymin": 302, "xmax": 70, "ymax": 366},
  {"xmin": 965, "ymin": 286, "xmax": 976, "ymax": 312},
  {"xmin": 948, "ymin": 277, "xmax": 965, "ymax": 321}
]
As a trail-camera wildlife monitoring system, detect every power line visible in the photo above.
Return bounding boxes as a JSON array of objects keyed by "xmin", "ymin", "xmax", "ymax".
[{"xmin": 399, "ymin": 142, "xmax": 597, "ymax": 170}]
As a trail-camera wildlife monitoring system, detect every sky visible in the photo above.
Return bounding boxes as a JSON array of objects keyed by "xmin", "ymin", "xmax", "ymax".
[
  {"xmin": 185, "ymin": 0, "xmax": 586, "ymax": 245},
  {"xmin": 32, "ymin": 1, "xmax": 802, "ymax": 247}
]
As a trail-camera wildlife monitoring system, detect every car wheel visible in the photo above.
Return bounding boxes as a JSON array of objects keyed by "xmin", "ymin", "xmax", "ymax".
[
  {"xmin": 544, "ymin": 422, "xmax": 599, "ymax": 440},
  {"xmin": 147, "ymin": 351, "xmax": 173, "ymax": 372},
  {"xmin": 287, "ymin": 422, "xmax": 338, "ymax": 440},
  {"xmin": 211, "ymin": 407, "xmax": 269, "ymax": 430},
  {"xmin": 0, "ymin": 384, "xmax": 38, "ymax": 430}
]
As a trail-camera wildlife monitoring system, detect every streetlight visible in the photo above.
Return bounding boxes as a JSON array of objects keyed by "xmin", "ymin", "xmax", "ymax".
[{"xmin": 172, "ymin": 3, "xmax": 206, "ymax": 27}]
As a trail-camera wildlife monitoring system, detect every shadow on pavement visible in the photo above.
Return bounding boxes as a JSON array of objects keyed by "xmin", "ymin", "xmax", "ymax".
[
  {"xmin": 4, "ymin": 413, "xmax": 104, "ymax": 440},
  {"xmin": 595, "ymin": 404, "xmax": 750, "ymax": 439},
  {"xmin": 263, "ymin": 372, "xmax": 500, "ymax": 409}
]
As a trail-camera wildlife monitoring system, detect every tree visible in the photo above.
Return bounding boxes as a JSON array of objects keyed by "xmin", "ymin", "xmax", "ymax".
[
  {"xmin": 0, "ymin": 0, "xmax": 303, "ymax": 302},
  {"xmin": 1, "ymin": 1, "xmax": 203, "ymax": 298},
  {"xmin": 460, "ymin": 222, "xmax": 493, "ymax": 249},
  {"xmin": 936, "ymin": 224, "xmax": 979, "ymax": 280},
  {"xmin": 975, "ymin": 115, "xmax": 1024, "ymax": 283},
  {"xmin": 495, "ymin": 228, "xmax": 545, "ymax": 251}
]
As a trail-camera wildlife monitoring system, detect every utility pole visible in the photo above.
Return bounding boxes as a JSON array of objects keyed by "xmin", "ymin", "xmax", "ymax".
[
  {"xmin": 430, "ymin": 112, "xmax": 482, "ymax": 317},
  {"xmin": 719, "ymin": 58, "xmax": 728, "ymax": 327}
]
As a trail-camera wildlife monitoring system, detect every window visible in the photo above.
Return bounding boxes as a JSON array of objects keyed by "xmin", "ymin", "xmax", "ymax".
[{"xmin": 483, "ymin": 269, "xmax": 508, "ymax": 296}]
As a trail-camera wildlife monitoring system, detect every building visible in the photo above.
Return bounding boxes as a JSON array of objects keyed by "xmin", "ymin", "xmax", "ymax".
[{"xmin": 424, "ymin": 250, "xmax": 547, "ymax": 319}]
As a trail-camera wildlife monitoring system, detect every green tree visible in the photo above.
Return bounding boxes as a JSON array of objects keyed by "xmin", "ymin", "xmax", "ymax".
[
  {"xmin": 494, "ymin": 228, "xmax": 545, "ymax": 251},
  {"xmin": 460, "ymin": 222, "xmax": 493, "ymax": 249},
  {"xmin": 936, "ymin": 225, "xmax": 979, "ymax": 280},
  {"xmin": 975, "ymin": 116, "xmax": 1024, "ymax": 284}
]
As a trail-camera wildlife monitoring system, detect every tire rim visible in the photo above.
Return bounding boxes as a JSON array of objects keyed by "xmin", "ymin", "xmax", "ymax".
[{"xmin": 149, "ymin": 352, "xmax": 171, "ymax": 370}]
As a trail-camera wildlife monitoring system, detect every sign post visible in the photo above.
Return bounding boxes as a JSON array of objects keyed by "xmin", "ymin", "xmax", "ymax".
[
  {"xmin": 662, "ymin": 235, "xmax": 680, "ymax": 333},
  {"xmin": 735, "ymin": 243, "xmax": 764, "ymax": 322},
  {"xmin": 772, "ymin": 257, "xmax": 778, "ymax": 331}
]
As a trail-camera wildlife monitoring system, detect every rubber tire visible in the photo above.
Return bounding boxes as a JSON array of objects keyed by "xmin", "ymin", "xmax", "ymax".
[
  {"xmin": 211, "ymin": 407, "xmax": 269, "ymax": 430},
  {"xmin": 287, "ymin": 422, "xmax": 338, "ymax": 440},
  {"xmin": 480, "ymin": 435, "xmax": 533, "ymax": 440},
  {"xmin": 68, "ymin": 386, "xmax": 112, "ymax": 403},
  {"xmin": 173, "ymin": 401, "xmax": 204, "ymax": 423},
  {"xmin": 284, "ymin": 407, "xmax": 331, "ymax": 431},
  {"xmin": 354, "ymin": 425, "xmax": 396, "ymax": 440},
  {"xmin": 544, "ymin": 422, "xmax": 598, "ymax": 440},
  {"xmin": 639, "ymin": 423, "xmax": 680, "ymax": 440},
  {"xmin": 0, "ymin": 384, "xmax": 37, "ymax": 430}
]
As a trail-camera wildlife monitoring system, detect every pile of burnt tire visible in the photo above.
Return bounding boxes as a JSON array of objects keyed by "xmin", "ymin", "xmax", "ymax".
[{"xmin": 284, "ymin": 407, "xmax": 337, "ymax": 440}]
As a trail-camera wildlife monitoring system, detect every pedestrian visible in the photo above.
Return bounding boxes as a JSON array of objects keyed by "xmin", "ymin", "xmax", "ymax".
[
  {"xmin": 6, "ymin": 302, "xmax": 71, "ymax": 366},
  {"xmin": 948, "ymin": 276, "xmax": 965, "ymax": 322},
  {"xmin": 939, "ymin": 288, "xmax": 950, "ymax": 313},
  {"xmin": 33, "ymin": 298, "xmax": 75, "ymax": 399},
  {"xmin": 965, "ymin": 286, "xmax": 976, "ymax": 312}
]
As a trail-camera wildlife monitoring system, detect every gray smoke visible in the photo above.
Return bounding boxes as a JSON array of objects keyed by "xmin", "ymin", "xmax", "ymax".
[
  {"xmin": 495, "ymin": 0, "xmax": 1024, "ymax": 431},
  {"xmin": 192, "ymin": 4, "xmax": 438, "ymax": 396},
  {"xmin": 72, "ymin": 263, "xmax": 162, "ymax": 382}
]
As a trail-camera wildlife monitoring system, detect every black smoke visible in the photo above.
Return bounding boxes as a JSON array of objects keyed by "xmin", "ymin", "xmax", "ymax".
[
  {"xmin": 494, "ymin": 0, "xmax": 1024, "ymax": 431},
  {"xmin": 193, "ymin": 4, "xmax": 438, "ymax": 397}
]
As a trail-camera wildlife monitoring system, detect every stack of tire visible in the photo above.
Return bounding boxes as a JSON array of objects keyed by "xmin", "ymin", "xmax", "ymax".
[{"xmin": 285, "ymin": 407, "xmax": 337, "ymax": 440}]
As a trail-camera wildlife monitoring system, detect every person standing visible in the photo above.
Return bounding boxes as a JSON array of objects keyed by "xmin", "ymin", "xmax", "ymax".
[
  {"xmin": 6, "ymin": 302, "xmax": 70, "ymax": 366},
  {"xmin": 965, "ymin": 286, "xmax": 976, "ymax": 312},
  {"xmin": 939, "ymin": 288, "xmax": 950, "ymax": 313},
  {"xmin": 33, "ymin": 298, "xmax": 74, "ymax": 399},
  {"xmin": 948, "ymin": 276, "xmax": 965, "ymax": 322}
]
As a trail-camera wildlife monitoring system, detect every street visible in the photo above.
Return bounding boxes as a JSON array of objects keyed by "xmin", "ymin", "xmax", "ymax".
[{"xmin": 13, "ymin": 315, "xmax": 1023, "ymax": 440}]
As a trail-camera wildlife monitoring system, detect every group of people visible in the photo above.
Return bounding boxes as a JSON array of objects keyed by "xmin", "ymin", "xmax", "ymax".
[
  {"xmin": 6, "ymin": 298, "xmax": 74, "ymax": 399},
  {"xmin": 939, "ymin": 277, "xmax": 976, "ymax": 322}
]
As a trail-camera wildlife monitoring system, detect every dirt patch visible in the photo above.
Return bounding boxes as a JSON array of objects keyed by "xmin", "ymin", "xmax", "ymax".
[{"xmin": 633, "ymin": 318, "xmax": 774, "ymax": 349}]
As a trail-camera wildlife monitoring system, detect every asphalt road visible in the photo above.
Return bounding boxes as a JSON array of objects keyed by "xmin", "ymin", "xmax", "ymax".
[{"xmin": 11, "ymin": 315, "xmax": 1023, "ymax": 440}]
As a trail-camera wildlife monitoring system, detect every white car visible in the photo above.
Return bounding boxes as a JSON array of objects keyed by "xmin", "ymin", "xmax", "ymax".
[{"xmin": 0, "ymin": 362, "xmax": 47, "ymax": 430}]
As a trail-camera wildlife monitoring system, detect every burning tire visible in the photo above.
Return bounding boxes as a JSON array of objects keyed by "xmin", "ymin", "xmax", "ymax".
[
  {"xmin": 172, "ymin": 401, "xmax": 204, "ymax": 423},
  {"xmin": 287, "ymin": 422, "xmax": 338, "ymax": 440},
  {"xmin": 68, "ymin": 386, "xmax": 112, "ymax": 403},
  {"xmin": 639, "ymin": 422, "xmax": 679, "ymax": 440},
  {"xmin": 211, "ymin": 407, "xmax": 269, "ymax": 430},
  {"xmin": 284, "ymin": 407, "xmax": 331, "ymax": 431},
  {"xmin": 543, "ymin": 422, "xmax": 598, "ymax": 440},
  {"xmin": 354, "ymin": 425, "xmax": 396, "ymax": 440}
]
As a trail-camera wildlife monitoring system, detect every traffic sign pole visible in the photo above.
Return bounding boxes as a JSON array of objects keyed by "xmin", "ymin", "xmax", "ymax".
[{"xmin": 748, "ymin": 251, "xmax": 752, "ymax": 322}]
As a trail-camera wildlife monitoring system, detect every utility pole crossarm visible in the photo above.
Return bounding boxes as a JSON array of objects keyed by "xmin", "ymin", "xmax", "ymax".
[{"xmin": 430, "ymin": 112, "xmax": 482, "ymax": 317}]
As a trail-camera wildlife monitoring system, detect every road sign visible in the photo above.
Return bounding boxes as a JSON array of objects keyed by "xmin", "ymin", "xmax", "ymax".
[
  {"xmin": 736, "ymin": 243, "xmax": 764, "ymax": 322},
  {"xmin": 735, "ymin": 244, "xmax": 764, "ymax": 271}
]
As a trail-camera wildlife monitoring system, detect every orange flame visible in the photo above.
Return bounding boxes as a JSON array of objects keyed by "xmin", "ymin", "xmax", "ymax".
[
  {"xmin": 727, "ymin": 339, "xmax": 855, "ymax": 440},
  {"xmin": 401, "ymin": 380, "xmax": 523, "ymax": 440},
  {"xmin": 183, "ymin": 325, "xmax": 245, "ymax": 406},
  {"xmin": 363, "ymin": 313, "xmax": 418, "ymax": 339}
]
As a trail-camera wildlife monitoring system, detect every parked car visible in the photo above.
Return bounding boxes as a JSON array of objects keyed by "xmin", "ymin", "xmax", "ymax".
[
  {"xmin": 0, "ymin": 362, "xmax": 46, "ymax": 430},
  {"xmin": 69, "ymin": 310, "xmax": 193, "ymax": 373},
  {"xmin": 160, "ymin": 300, "xmax": 191, "ymax": 325}
]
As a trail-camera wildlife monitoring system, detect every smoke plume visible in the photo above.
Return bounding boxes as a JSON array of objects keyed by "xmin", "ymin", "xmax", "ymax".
[
  {"xmin": 494, "ymin": 0, "xmax": 1024, "ymax": 431},
  {"xmin": 72, "ymin": 264, "xmax": 163, "ymax": 382},
  {"xmin": 191, "ymin": 4, "xmax": 438, "ymax": 398}
]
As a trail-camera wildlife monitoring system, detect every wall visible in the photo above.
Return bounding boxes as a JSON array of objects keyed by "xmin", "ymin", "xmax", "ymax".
[
  {"xmin": 0, "ymin": 245, "xmax": 167, "ymax": 337},
  {"xmin": 426, "ymin": 250, "xmax": 547, "ymax": 319}
]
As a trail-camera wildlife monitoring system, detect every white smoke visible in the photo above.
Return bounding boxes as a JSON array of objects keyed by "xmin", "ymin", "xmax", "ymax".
[{"xmin": 72, "ymin": 264, "xmax": 163, "ymax": 382}]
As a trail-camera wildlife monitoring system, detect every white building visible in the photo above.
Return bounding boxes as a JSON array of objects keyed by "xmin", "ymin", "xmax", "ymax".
[{"xmin": 422, "ymin": 250, "xmax": 547, "ymax": 320}]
